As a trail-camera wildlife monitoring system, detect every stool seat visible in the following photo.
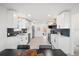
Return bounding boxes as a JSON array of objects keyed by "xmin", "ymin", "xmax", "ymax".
[
  {"xmin": 17, "ymin": 45, "xmax": 30, "ymax": 49},
  {"xmin": 39, "ymin": 45, "xmax": 52, "ymax": 49}
]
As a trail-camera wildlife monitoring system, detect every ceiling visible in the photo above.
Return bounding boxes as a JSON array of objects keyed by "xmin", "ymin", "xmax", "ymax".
[{"xmin": 0, "ymin": 3, "xmax": 79, "ymax": 24}]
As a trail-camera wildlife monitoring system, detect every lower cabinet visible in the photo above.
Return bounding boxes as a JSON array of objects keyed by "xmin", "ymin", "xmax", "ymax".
[
  {"xmin": 51, "ymin": 34, "xmax": 58, "ymax": 49},
  {"xmin": 58, "ymin": 35, "xmax": 70, "ymax": 55},
  {"xmin": 6, "ymin": 34, "xmax": 28, "ymax": 49},
  {"xmin": 6, "ymin": 37, "xmax": 18, "ymax": 49},
  {"xmin": 51, "ymin": 34, "xmax": 71, "ymax": 55},
  {"xmin": 18, "ymin": 36, "xmax": 28, "ymax": 45}
]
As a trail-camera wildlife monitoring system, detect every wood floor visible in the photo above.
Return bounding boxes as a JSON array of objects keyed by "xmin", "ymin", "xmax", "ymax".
[{"xmin": 28, "ymin": 37, "xmax": 51, "ymax": 49}]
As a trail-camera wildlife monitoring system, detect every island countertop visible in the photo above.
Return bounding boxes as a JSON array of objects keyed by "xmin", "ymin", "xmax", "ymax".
[{"xmin": 0, "ymin": 49, "xmax": 67, "ymax": 56}]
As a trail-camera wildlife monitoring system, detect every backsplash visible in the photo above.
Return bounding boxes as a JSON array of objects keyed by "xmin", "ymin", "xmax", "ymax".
[
  {"xmin": 60, "ymin": 29, "xmax": 70, "ymax": 37},
  {"xmin": 7, "ymin": 28, "xmax": 17, "ymax": 37},
  {"xmin": 50, "ymin": 29, "xmax": 70, "ymax": 37},
  {"xmin": 50, "ymin": 29, "xmax": 57, "ymax": 34},
  {"xmin": 7, "ymin": 28, "xmax": 27, "ymax": 37}
]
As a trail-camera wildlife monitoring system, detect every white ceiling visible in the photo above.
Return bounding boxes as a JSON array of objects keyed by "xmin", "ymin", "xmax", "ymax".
[{"xmin": 0, "ymin": 3, "xmax": 79, "ymax": 24}]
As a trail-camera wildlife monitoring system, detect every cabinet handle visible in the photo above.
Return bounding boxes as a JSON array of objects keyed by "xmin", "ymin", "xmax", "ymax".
[
  {"xmin": 21, "ymin": 40, "xmax": 23, "ymax": 41},
  {"xmin": 54, "ymin": 39, "xmax": 56, "ymax": 42},
  {"xmin": 59, "ymin": 25, "xmax": 60, "ymax": 28}
]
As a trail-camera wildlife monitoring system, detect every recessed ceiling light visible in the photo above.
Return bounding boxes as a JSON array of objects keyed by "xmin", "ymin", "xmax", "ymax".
[
  {"xmin": 48, "ymin": 14, "xmax": 51, "ymax": 17},
  {"xmin": 27, "ymin": 14, "xmax": 31, "ymax": 17},
  {"xmin": 31, "ymin": 22, "xmax": 35, "ymax": 25}
]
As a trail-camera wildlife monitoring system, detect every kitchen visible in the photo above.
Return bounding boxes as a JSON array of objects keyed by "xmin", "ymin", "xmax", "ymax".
[{"xmin": 0, "ymin": 3, "xmax": 78, "ymax": 56}]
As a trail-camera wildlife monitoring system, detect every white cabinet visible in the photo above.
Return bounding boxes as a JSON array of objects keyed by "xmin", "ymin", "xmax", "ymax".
[
  {"xmin": 51, "ymin": 34, "xmax": 58, "ymax": 49},
  {"xmin": 6, "ymin": 37, "xmax": 18, "ymax": 49},
  {"xmin": 7, "ymin": 10, "xmax": 15, "ymax": 28},
  {"xmin": 6, "ymin": 34, "xmax": 28, "ymax": 49},
  {"xmin": 57, "ymin": 11, "xmax": 70, "ymax": 28},
  {"xmin": 51, "ymin": 34, "xmax": 72, "ymax": 55},
  {"xmin": 13, "ymin": 17, "xmax": 18, "ymax": 28},
  {"xmin": 58, "ymin": 35, "xmax": 70, "ymax": 54}
]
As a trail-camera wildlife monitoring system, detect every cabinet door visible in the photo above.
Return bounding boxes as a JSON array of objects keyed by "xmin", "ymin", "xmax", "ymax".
[
  {"xmin": 53, "ymin": 35, "xmax": 58, "ymax": 49},
  {"xmin": 51, "ymin": 34, "xmax": 55, "ymax": 44},
  {"xmin": 51, "ymin": 34, "xmax": 58, "ymax": 49},
  {"xmin": 17, "ymin": 35, "xmax": 28, "ymax": 45},
  {"xmin": 6, "ymin": 37, "xmax": 18, "ymax": 49},
  {"xmin": 55, "ymin": 35, "xmax": 58, "ymax": 49},
  {"xmin": 58, "ymin": 36, "xmax": 70, "ymax": 54},
  {"xmin": 63, "ymin": 12, "xmax": 70, "ymax": 28},
  {"xmin": 57, "ymin": 12, "xmax": 70, "ymax": 28},
  {"xmin": 60, "ymin": 13, "xmax": 65, "ymax": 28},
  {"xmin": 7, "ymin": 11, "xmax": 14, "ymax": 28},
  {"xmin": 57, "ymin": 15, "xmax": 61, "ymax": 28},
  {"xmin": 51, "ymin": 34, "xmax": 55, "ymax": 49},
  {"xmin": 13, "ymin": 17, "xmax": 18, "ymax": 28}
]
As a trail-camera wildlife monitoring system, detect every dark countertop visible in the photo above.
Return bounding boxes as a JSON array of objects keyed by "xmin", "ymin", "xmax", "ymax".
[{"xmin": 0, "ymin": 49, "xmax": 67, "ymax": 56}]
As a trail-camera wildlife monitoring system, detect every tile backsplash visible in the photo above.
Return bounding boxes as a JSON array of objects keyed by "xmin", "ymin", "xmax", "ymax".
[{"xmin": 50, "ymin": 29, "xmax": 70, "ymax": 37}]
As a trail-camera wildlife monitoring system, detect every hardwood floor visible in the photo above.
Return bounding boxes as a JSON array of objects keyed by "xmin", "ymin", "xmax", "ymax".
[{"xmin": 28, "ymin": 37, "xmax": 51, "ymax": 49}]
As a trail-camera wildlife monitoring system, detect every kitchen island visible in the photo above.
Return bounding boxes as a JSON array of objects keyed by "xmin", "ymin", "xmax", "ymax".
[{"xmin": 0, "ymin": 49, "xmax": 67, "ymax": 56}]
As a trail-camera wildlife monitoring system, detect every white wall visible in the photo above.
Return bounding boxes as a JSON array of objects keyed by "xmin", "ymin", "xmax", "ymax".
[{"xmin": 71, "ymin": 13, "xmax": 79, "ymax": 45}]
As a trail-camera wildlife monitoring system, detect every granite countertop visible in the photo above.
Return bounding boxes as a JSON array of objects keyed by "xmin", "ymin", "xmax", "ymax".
[{"xmin": 0, "ymin": 49, "xmax": 67, "ymax": 56}]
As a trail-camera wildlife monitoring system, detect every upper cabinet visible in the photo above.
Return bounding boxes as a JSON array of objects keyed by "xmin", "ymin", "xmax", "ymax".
[{"xmin": 57, "ymin": 11, "xmax": 70, "ymax": 29}]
